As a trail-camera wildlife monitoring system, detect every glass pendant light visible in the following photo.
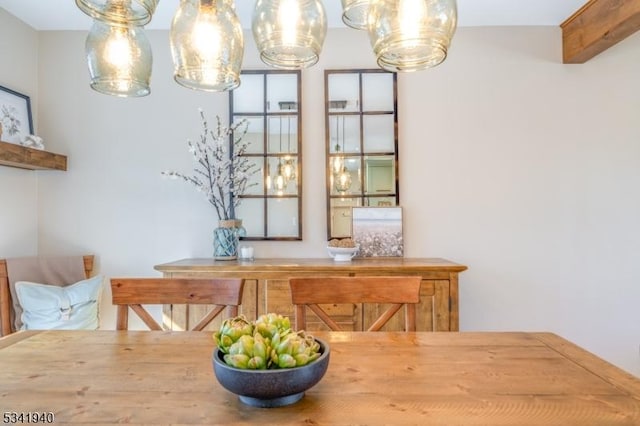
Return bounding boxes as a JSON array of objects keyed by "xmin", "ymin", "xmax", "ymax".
[
  {"xmin": 252, "ymin": 0, "xmax": 327, "ymax": 69},
  {"xmin": 76, "ymin": 0, "xmax": 158, "ymax": 27},
  {"xmin": 368, "ymin": 0, "xmax": 457, "ymax": 72},
  {"xmin": 170, "ymin": 0, "xmax": 244, "ymax": 92},
  {"xmin": 85, "ymin": 20, "xmax": 152, "ymax": 97},
  {"xmin": 341, "ymin": 0, "xmax": 369, "ymax": 30}
]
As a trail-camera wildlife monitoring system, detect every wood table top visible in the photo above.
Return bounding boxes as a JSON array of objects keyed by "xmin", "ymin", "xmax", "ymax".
[
  {"xmin": 154, "ymin": 257, "xmax": 468, "ymax": 273},
  {"xmin": 1, "ymin": 330, "xmax": 638, "ymax": 425}
]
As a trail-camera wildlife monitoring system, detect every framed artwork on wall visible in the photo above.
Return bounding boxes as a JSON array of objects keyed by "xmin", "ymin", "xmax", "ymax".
[
  {"xmin": 352, "ymin": 206, "xmax": 403, "ymax": 257},
  {"xmin": 0, "ymin": 85, "xmax": 33, "ymax": 145}
]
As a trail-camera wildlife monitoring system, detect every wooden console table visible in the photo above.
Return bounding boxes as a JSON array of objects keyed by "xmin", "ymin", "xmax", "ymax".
[{"xmin": 155, "ymin": 258, "xmax": 467, "ymax": 332}]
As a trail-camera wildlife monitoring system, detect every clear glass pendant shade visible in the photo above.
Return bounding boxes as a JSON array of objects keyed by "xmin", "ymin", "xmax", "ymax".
[
  {"xmin": 170, "ymin": 0, "xmax": 244, "ymax": 92},
  {"xmin": 368, "ymin": 0, "xmax": 457, "ymax": 72},
  {"xmin": 76, "ymin": 0, "xmax": 158, "ymax": 26},
  {"xmin": 335, "ymin": 167, "xmax": 352, "ymax": 193},
  {"xmin": 282, "ymin": 158, "xmax": 295, "ymax": 181},
  {"xmin": 274, "ymin": 161, "xmax": 286, "ymax": 192},
  {"xmin": 332, "ymin": 151, "xmax": 344, "ymax": 175},
  {"xmin": 341, "ymin": 0, "xmax": 370, "ymax": 30},
  {"xmin": 252, "ymin": 0, "xmax": 327, "ymax": 69},
  {"xmin": 85, "ymin": 20, "xmax": 152, "ymax": 97}
]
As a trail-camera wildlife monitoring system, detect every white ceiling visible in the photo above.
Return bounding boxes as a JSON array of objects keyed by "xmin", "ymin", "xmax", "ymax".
[{"xmin": 0, "ymin": 0, "xmax": 587, "ymax": 31}]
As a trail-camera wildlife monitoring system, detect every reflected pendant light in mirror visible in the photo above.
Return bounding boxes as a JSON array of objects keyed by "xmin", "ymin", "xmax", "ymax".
[
  {"xmin": 265, "ymin": 165, "xmax": 273, "ymax": 190},
  {"xmin": 170, "ymin": 0, "xmax": 244, "ymax": 92},
  {"xmin": 335, "ymin": 115, "xmax": 351, "ymax": 194},
  {"xmin": 334, "ymin": 115, "xmax": 351, "ymax": 193},
  {"xmin": 85, "ymin": 20, "xmax": 152, "ymax": 97},
  {"xmin": 332, "ymin": 143, "xmax": 344, "ymax": 175},
  {"xmin": 341, "ymin": 0, "xmax": 369, "ymax": 30},
  {"xmin": 332, "ymin": 115, "xmax": 345, "ymax": 175},
  {"xmin": 335, "ymin": 165, "xmax": 352, "ymax": 193},
  {"xmin": 252, "ymin": 0, "xmax": 327, "ymax": 69},
  {"xmin": 76, "ymin": 0, "xmax": 158, "ymax": 26},
  {"xmin": 274, "ymin": 161, "xmax": 286, "ymax": 194},
  {"xmin": 274, "ymin": 117, "xmax": 286, "ymax": 194},
  {"xmin": 368, "ymin": 0, "xmax": 457, "ymax": 72},
  {"xmin": 282, "ymin": 115, "xmax": 296, "ymax": 184}
]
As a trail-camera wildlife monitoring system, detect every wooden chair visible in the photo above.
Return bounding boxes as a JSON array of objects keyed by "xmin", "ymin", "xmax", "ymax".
[
  {"xmin": 0, "ymin": 255, "xmax": 94, "ymax": 336},
  {"xmin": 289, "ymin": 276, "xmax": 422, "ymax": 332},
  {"xmin": 110, "ymin": 278, "xmax": 245, "ymax": 331}
]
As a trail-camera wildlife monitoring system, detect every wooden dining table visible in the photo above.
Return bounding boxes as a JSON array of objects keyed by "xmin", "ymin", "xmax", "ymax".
[{"xmin": 1, "ymin": 330, "xmax": 639, "ymax": 425}]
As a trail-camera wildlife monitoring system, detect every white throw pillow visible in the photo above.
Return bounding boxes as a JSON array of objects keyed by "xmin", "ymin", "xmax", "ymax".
[{"xmin": 15, "ymin": 275, "xmax": 103, "ymax": 331}]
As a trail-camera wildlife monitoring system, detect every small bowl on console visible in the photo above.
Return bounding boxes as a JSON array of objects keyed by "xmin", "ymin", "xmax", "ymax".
[{"xmin": 327, "ymin": 245, "xmax": 359, "ymax": 262}]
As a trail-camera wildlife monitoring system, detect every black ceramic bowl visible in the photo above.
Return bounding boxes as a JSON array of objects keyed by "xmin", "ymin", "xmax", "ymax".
[{"xmin": 212, "ymin": 338, "xmax": 330, "ymax": 408}]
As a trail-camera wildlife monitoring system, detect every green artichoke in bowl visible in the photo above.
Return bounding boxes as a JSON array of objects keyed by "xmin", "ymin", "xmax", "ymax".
[
  {"xmin": 212, "ymin": 313, "xmax": 330, "ymax": 407},
  {"xmin": 213, "ymin": 313, "xmax": 322, "ymax": 370}
]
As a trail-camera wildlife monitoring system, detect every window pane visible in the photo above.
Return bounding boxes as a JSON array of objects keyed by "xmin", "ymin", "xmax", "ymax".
[
  {"xmin": 267, "ymin": 198, "xmax": 299, "ymax": 237},
  {"xmin": 266, "ymin": 156, "xmax": 298, "ymax": 196},
  {"xmin": 267, "ymin": 74, "xmax": 298, "ymax": 113},
  {"xmin": 267, "ymin": 116, "xmax": 297, "ymax": 154},
  {"xmin": 328, "ymin": 73, "xmax": 359, "ymax": 112},
  {"xmin": 236, "ymin": 198, "xmax": 265, "ymax": 238},
  {"xmin": 362, "ymin": 73, "xmax": 394, "ymax": 111},
  {"xmin": 364, "ymin": 155, "xmax": 395, "ymax": 195},
  {"xmin": 329, "ymin": 115, "xmax": 360, "ymax": 154},
  {"xmin": 329, "ymin": 198, "xmax": 362, "ymax": 238},
  {"xmin": 243, "ymin": 157, "xmax": 265, "ymax": 196},
  {"xmin": 330, "ymin": 156, "xmax": 361, "ymax": 196},
  {"xmin": 363, "ymin": 115, "xmax": 395, "ymax": 152},
  {"xmin": 235, "ymin": 115, "xmax": 263, "ymax": 154},
  {"xmin": 233, "ymin": 74, "xmax": 264, "ymax": 113}
]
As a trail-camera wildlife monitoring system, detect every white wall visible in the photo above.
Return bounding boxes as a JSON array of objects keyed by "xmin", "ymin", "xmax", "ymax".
[
  {"xmin": 0, "ymin": 10, "xmax": 39, "ymax": 257},
  {"xmin": 399, "ymin": 27, "xmax": 640, "ymax": 378},
  {"xmin": 2, "ymin": 16, "xmax": 638, "ymax": 377}
]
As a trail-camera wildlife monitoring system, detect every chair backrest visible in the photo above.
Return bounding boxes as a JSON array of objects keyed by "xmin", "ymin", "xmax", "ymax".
[
  {"xmin": 289, "ymin": 276, "xmax": 422, "ymax": 332},
  {"xmin": 110, "ymin": 278, "xmax": 245, "ymax": 331},
  {"xmin": 0, "ymin": 255, "xmax": 94, "ymax": 336}
]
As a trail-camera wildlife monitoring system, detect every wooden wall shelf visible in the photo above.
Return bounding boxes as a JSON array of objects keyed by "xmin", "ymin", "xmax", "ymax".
[{"xmin": 0, "ymin": 140, "xmax": 67, "ymax": 171}]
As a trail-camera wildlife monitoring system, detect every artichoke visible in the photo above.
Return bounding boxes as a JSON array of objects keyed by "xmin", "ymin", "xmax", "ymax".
[
  {"xmin": 270, "ymin": 330, "xmax": 321, "ymax": 368},
  {"xmin": 224, "ymin": 333, "xmax": 269, "ymax": 370},
  {"xmin": 254, "ymin": 312, "xmax": 291, "ymax": 339},
  {"xmin": 214, "ymin": 315, "xmax": 253, "ymax": 354},
  {"xmin": 215, "ymin": 314, "xmax": 322, "ymax": 370}
]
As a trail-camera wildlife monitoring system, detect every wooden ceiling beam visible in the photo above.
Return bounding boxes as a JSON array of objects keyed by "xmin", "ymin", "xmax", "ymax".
[{"xmin": 561, "ymin": 0, "xmax": 640, "ymax": 63}]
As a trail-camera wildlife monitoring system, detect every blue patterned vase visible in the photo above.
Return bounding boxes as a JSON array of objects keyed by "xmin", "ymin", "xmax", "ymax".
[{"xmin": 213, "ymin": 219, "xmax": 246, "ymax": 260}]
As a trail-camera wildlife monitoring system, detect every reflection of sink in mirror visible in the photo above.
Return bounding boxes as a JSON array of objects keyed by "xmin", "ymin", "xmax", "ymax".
[{"xmin": 365, "ymin": 157, "xmax": 394, "ymax": 193}]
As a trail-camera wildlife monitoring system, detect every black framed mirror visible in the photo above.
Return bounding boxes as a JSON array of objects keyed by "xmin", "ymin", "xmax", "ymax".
[
  {"xmin": 230, "ymin": 70, "xmax": 302, "ymax": 240},
  {"xmin": 324, "ymin": 69, "xmax": 398, "ymax": 239}
]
